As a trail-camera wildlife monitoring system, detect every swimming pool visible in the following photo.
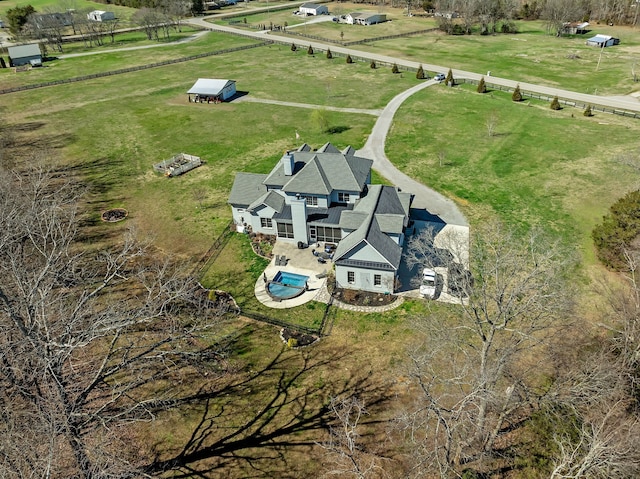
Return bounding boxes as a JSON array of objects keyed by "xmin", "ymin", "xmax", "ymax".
[{"xmin": 267, "ymin": 271, "xmax": 309, "ymax": 300}]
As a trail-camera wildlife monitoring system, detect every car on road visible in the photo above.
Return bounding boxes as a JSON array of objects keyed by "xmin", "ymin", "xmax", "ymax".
[
  {"xmin": 434, "ymin": 73, "xmax": 446, "ymax": 82},
  {"xmin": 420, "ymin": 268, "xmax": 437, "ymax": 299}
]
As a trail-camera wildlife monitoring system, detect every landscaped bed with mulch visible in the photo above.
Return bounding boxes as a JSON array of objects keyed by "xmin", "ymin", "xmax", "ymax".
[
  {"xmin": 333, "ymin": 288, "xmax": 397, "ymax": 307},
  {"xmin": 281, "ymin": 328, "xmax": 319, "ymax": 348}
]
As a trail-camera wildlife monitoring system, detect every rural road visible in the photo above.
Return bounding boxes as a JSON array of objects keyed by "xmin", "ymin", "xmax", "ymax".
[{"xmin": 187, "ymin": 17, "xmax": 640, "ymax": 113}]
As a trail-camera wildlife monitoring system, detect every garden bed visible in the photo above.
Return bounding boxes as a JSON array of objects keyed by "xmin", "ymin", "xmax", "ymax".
[
  {"xmin": 281, "ymin": 328, "xmax": 319, "ymax": 348},
  {"xmin": 333, "ymin": 288, "xmax": 397, "ymax": 307}
]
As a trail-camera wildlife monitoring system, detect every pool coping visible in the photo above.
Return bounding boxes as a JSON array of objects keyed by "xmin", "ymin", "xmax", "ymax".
[{"xmin": 255, "ymin": 260, "xmax": 329, "ymax": 309}]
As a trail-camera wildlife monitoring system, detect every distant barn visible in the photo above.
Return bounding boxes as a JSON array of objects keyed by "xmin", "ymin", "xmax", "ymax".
[
  {"xmin": 187, "ymin": 79, "xmax": 236, "ymax": 103},
  {"xmin": 586, "ymin": 34, "xmax": 620, "ymax": 47},
  {"xmin": 87, "ymin": 10, "xmax": 116, "ymax": 22},
  {"xmin": 8, "ymin": 44, "xmax": 42, "ymax": 67}
]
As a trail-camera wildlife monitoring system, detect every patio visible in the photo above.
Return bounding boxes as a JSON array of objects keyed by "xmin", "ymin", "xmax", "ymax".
[{"xmin": 254, "ymin": 241, "xmax": 332, "ymax": 309}]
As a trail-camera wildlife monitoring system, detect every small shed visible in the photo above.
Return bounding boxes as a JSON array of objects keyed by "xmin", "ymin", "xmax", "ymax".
[
  {"xmin": 8, "ymin": 44, "xmax": 42, "ymax": 67},
  {"xmin": 299, "ymin": 3, "xmax": 329, "ymax": 15},
  {"xmin": 586, "ymin": 34, "xmax": 620, "ymax": 47},
  {"xmin": 187, "ymin": 78, "xmax": 236, "ymax": 103},
  {"xmin": 561, "ymin": 21, "xmax": 589, "ymax": 34},
  {"xmin": 87, "ymin": 10, "xmax": 116, "ymax": 22}
]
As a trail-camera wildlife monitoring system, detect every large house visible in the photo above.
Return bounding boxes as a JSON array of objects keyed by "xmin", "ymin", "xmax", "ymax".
[
  {"xmin": 229, "ymin": 143, "xmax": 414, "ymax": 293},
  {"xmin": 345, "ymin": 12, "xmax": 388, "ymax": 25}
]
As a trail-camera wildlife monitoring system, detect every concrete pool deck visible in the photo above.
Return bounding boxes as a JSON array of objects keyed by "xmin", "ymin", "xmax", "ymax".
[{"xmin": 254, "ymin": 242, "xmax": 331, "ymax": 309}]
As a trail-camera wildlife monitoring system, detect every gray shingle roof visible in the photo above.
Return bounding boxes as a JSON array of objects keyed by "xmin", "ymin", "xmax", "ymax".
[
  {"xmin": 340, "ymin": 185, "xmax": 409, "ymax": 235},
  {"xmin": 265, "ymin": 144, "xmax": 372, "ymax": 195},
  {"xmin": 334, "ymin": 215, "xmax": 402, "ymax": 269},
  {"xmin": 248, "ymin": 190, "xmax": 285, "ymax": 213},
  {"xmin": 228, "ymin": 172, "xmax": 267, "ymax": 207}
]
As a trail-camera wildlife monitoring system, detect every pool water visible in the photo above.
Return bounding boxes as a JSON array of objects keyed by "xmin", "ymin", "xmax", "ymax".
[{"xmin": 267, "ymin": 271, "xmax": 309, "ymax": 300}]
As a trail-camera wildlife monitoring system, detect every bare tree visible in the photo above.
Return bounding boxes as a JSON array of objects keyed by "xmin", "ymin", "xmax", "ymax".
[
  {"xmin": 320, "ymin": 397, "xmax": 386, "ymax": 479},
  {"xmin": 399, "ymin": 221, "xmax": 575, "ymax": 476},
  {"xmin": 0, "ymin": 163, "xmax": 227, "ymax": 478},
  {"xmin": 485, "ymin": 110, "xmax": 499, "ymax": 137},
  {"xmin": 542, "ymin": 0, "xmax": 588, "ymax": 36}
]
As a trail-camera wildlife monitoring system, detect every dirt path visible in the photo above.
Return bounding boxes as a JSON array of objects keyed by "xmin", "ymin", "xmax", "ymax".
[{"xmin": 233, "ymin": 96, "xmax": 382, "ymax": 115}]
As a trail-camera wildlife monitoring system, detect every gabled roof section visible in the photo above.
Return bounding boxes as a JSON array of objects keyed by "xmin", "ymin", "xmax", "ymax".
[
  {"xmin": 342, "ymin": 145, "xmax": 356, "ymax": 156},
  {"xmin": 283, "ymin": 155, "xmax": 332, "ymax": 195},
  {"xmin": 297, "ymin": 143, "xmax": 312, "ymax": 152},
  {"xmin": 318, "ymin": 142, "xmax": 341, "ymax": 153},
  {"xmin": 334, "ymin": 216, "xmax": 402, "ymax": 269},
  {"xmin": 228, "ymin": 172, "xmax": 268, "ymax": 207},
  {"xmin": 340, "ymin": 185, "xmax": 410, "ymax": 234},
  {"xmin": 248, "ymin": 190, "xmax": 285, "ymax": 213},
  {"xmin": 187, "ymin": 78, "xmax": 235, "ymax": 96}
]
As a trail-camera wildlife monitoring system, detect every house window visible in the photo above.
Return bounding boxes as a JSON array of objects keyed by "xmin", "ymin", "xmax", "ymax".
[
  {"xmin": 314, "ymin": 226, "xmax": 341, "ymax": 243},
  {"xmin": 338, "ymin": 192, "xmax": 350, "ymax": 203},
  {"xmin": 301, "ymin": 195, "xmax": 318, "ymax": 206},
  {"xmin": 260, "ymin": 218, "xmax": 273, "ymax": 228},
  {"xmin": 374, "ymin": 274, "xmax": 382, "ymax": 286},
  {"xmin": 277, "ymin": 222, "xmax": 294, "ymax": 239},
  {"xmin": 347, "ymin": 271, "xmax": 355, "ymax": 284}
]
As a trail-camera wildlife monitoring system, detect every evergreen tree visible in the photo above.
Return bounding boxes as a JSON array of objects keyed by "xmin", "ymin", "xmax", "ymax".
[
  {"xmin": 550, "ymin": 96, "xmax": 561, "ymax": 110},
  {"xmin": 392, "ymin": 63, "xmax": 399, "ymax": 74},
  {"xmin": 326, "ymin": 48, "xmax": 333, "ymax": 59},
  {"xmin": 584, "ymin": 104, "xmax": 593, "ymax": 117},
  {"xmin": 346, "ymin": 54, "xmax": 353, "ymax": 64},
  {"xmin": 477, "ymin": 76, "xmax": 487, "ymax": 93},
  {"xmin": 445, "ymin": 68, "xmax": 454, "ymax": 86},
  {"xmin": 6, "ymin": 4, "xmax": 36, "ymax": 35},
  {"xmin": 416, "ymin": 64, "xmax": 425, "ymax": 79},
  {"xmin": 191, "ymin": 0, "xmax": 205, "ymax": 16},
  {"xmin": 512, "ymin": 84, "xmax": 522, "ymax": 102},
  {"xmin": 307, "ymin": 45, "xmax": 314, "ymax": 55},
  {"xmin": 291, "ymin": 43, "xmax": 297, "ymax": 52},
  {"xmin": 370, "ymin": 59, "xmax": 377, "ymax": 69}
]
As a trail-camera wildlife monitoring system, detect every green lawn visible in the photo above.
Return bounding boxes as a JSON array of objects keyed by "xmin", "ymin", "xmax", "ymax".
[{"xmin": 0, "ymin": 0, "xmax": 138, "ymax": 22}]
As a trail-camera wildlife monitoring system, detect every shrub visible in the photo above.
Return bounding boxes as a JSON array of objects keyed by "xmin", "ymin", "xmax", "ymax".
[
  {"xmin": 370, "ymin": 59, "xmax": 377, "ymax": 69},
  {"xmin": 445, "ymin": 68, "xmax": 454, "ymax": 85},
  {"xmin": 477, "ymin": 76, "xmax": 487, "ymax": 93},
  {"xmin": 307, "ymin": 45, "xmax": 314, "ymax": 55},
  {"xmin": 326, "ymin": 48, "xmax": 332, "ymax": 59},
  {"xmin": 584, "ymin": 104, "xmax": 593, "ymax": 117},
  {"xmin": 346, "ymin": 54, "xmax": 353, "ymax": 64},
  {"xmin": 391, "ymin": 63, "xmax": 399, "ymax": 74},
  {"xmin": 291, "ymin": 43, "xmax": 297, "ymax": 52},
  {"xmin": 416, "ymin": 64, "xmax": 425, "ymax": 79},
  {"xmin": 287, "ymin": 337, "xmax": 298, "ymax": 349},
  {"xmin": 592, "ymin": 190, "xmax": 640, "ymax": 270},
  {"xmin": 512, "ymin": 84, "xmax": 522, "ymax": 102},
  {"xmin": 550, "ymin": 96, "xmax": 561, "ymax": 110}
]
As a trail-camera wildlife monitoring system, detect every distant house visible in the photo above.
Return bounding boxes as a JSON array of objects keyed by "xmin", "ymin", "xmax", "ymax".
[
  {"xmin": 586, "ymin": 34, "xmax": 620, "ymax": 47},
  {"xmin": 228, "ymin": 143, "xmax": 414, "ymax": 293},
  {"xmin": 87, "ymin": 10, "xmax": 116, "ymax": 22},
  {"xmin": 299, "ymin": 3, "xmax": 329, "ymax": 15},
  {"xmin": 561, "ymin": 21, "xmax": 589, "ymax": 34},
  {"xmin": 187, "ymin": 78, "xmax": 236, "ymax": 102},
  {"xmin": 32, "ymin": 12, "xmax": 72, "ymax": 27},
  {"xmin": 434, "ymin": 11, "xmax": 459, "ymax": 19},
  {"xmin": 345, "ymin": 12, "xmax": 387, "ymax": 25},
  {"xmin": 8, "ymin": 44, "xmax": 42, "ymax": 67}
]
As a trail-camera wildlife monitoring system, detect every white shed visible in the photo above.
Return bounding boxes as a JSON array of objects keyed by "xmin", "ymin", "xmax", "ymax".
[
  {"xmin": 299, "ymin": 3, "xmax": 329, "ymax": 15},
  {"xmin": 187, "ymin": 79, "xmax": 237, "ymax": 102},
  {"xmin": 87, "ymin": 10, "xmax": 116, "ymax": 22},
  {"xmin": 586, "ymin": 34, "xmax": 620, "ymax": 47}
]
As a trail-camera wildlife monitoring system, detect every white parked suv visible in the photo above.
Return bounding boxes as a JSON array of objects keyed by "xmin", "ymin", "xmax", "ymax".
[
  {"xmin": 420, "ymin": 268, "xmax": 437, "ymax": 299},
  {"xmin": 434, "ymin": 73, "xmax": 446, "ymax": 82}
]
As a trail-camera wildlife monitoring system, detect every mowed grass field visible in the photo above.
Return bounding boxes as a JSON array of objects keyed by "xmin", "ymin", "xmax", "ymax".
[{"xmin": 0, "ymin": 0, "xmax": 138, "ymax": 21}]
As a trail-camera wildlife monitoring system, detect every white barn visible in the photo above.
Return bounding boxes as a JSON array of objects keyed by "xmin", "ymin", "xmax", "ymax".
[
  {"xmin": 187, "ymin": 78, "xmax": 237, "ymax": 102},
  {"xmin": 87, "ymin": 10, "xmax": 116, "ymax": 21},
  {"xmin": 299, "ymin": 3, "xmax": 329, "ymax": 15}
]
